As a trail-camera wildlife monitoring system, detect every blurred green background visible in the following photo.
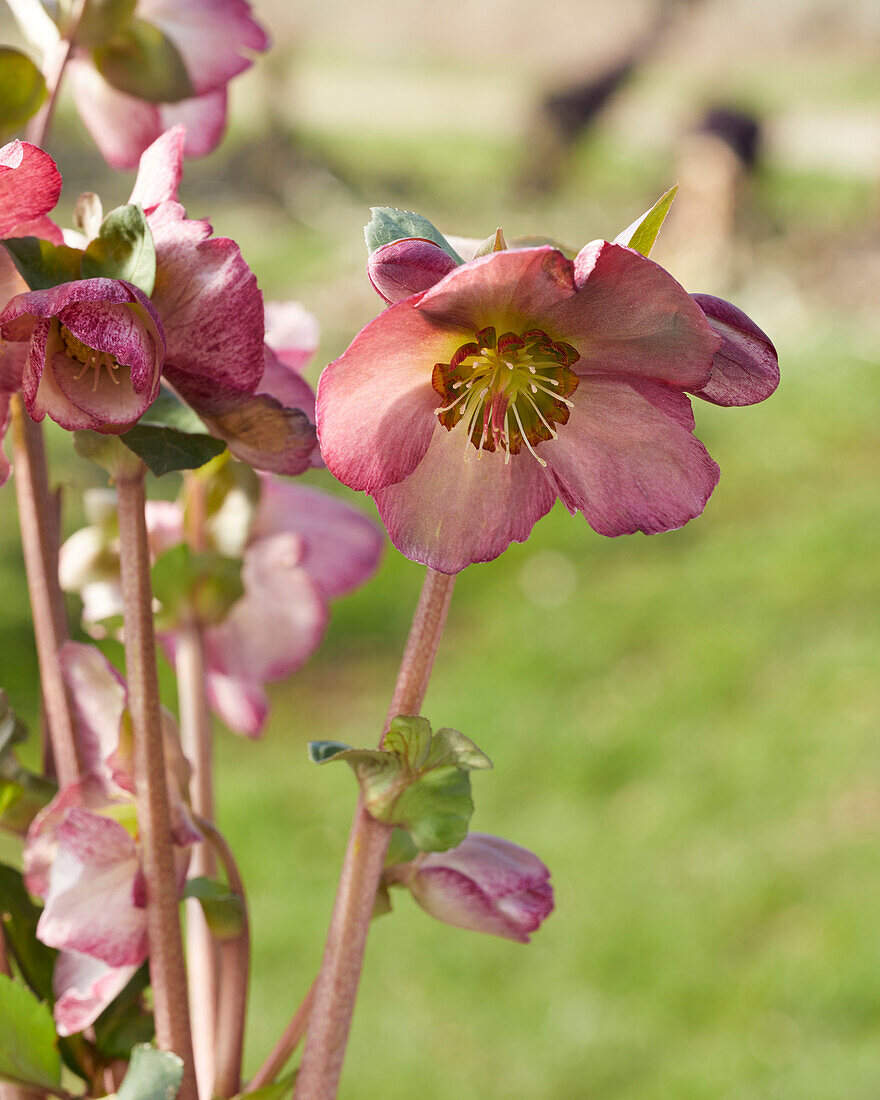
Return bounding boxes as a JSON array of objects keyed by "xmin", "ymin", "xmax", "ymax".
[{"xmin": 2, "ymin": 0, "xmax": 880, "ymax": 1096}]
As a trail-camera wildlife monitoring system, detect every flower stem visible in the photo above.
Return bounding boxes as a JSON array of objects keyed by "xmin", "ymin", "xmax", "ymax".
[
  {"xmin": 10, "ymin": 397, "xmax": 79, "ymax": 788},
  {"xmin": 116, "ymin": 467, "xmax": 196, "ymax": 1100},
  {"xmin": 176, "ymin": 625, "xmax": 218, "ymax": 1100},
  {"xmin": 245, "ymin": 980, "xmax": 316, "ymax": 1093},
  {"xmin": 24, "ymin": 0, "xmax": 87, "ymax": 147},
  {"xmin": 293, "ymin": 568, "xmax": 456, "ymax": 1100},
  {"xmin": 195, "ymin": 817, "xmax": 250, "ymax": 1100}
]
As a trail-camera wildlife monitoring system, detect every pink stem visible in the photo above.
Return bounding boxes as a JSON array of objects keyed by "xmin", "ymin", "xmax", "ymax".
[
  {"xmin": 293, "ymin": 568, "xmax": 456, "ymax": 1100},
  {"xmin": 116, "ymin": 468, "xmax": 196, "ymax": 1100}
]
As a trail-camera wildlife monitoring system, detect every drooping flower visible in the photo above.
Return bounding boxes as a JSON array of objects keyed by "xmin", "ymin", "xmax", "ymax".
[
  {"xmin": 128, "ymin": 127, "xmax": 318, "ymax": 472},
  {"xmin": 24, "ymin": 642, "xmax": 197, "ymax": 1035},
  {"xmin": 64, "ymin": 0, "xmax": 269, "ymax": 169},
  {"xmin": 59, "ymin": 466, "xmax": 383, "ymax": 738},
  {"xmin": 319, "ymin": 240, "xmax": 741, "ymax": 573},
  {"xmin": 388, "ymin": 832, "xmax": 554, "ymax": 943},
  {"xmin": 0, "ymin": 278, "xmax": 165, "ymax": 432},
  {"xmin": 0, "ymin": 140, "xmax": 64, "ymax": 483}
]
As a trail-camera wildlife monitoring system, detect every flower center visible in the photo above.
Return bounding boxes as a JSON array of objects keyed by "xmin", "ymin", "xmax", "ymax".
[
  {"xmin": 432, "ymin": 327, "xmax": 579, "ymax": 466},
  {"xmin": 60, "ymin": 325, "xmax": 122, "ymax": 391}
]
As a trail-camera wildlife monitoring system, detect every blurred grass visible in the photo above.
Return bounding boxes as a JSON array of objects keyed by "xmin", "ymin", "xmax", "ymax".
[{"xmin": 2, "ymin": 43, "xmax": 880, "ymax": 1100}]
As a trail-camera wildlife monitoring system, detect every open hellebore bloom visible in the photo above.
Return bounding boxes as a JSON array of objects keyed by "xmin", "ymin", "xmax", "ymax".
[
  {"xmin": 65, "ymin": 0, "xmax": 269, "ymax": 168},
  {"xmin": 0, "ymin": 140, "xmax": 64, "ymax": 482},
  {"xmin": 24, "ymin": 642, "xmax": 197, "ymax": 1035},
  {"xmin": 392, "ymin": 833, "xmax": 554, "ymax": 943},
  {"xmin": 322, "ymin": 237, "xmax": 778, "ymax": 573},
  {"xmin": 0, "ymin": 279, "xmax": 165, "ymax": 432},
  {"xmin": 129, "ymin": 127, "xmax": 317, "ymax": 472}
]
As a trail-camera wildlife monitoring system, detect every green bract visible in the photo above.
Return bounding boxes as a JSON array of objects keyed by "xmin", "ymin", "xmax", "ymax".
[
  {"xmin": 82, "ymin": 204, "xmax": 157, "ymax": 296},
  {"xmin": 94, "ymin": 20, "xmax": 194, "ymax": 103},
  {"xmin": 310, "ymin": 716, "xmax": 492, "ymax": 852},
  {"xmin": 365, "ymin": 207, "xmax": 464, "ymax": 264},
  {"xmin": 613, "ymin": 184, "xmax": 678, "ymax": 257}
]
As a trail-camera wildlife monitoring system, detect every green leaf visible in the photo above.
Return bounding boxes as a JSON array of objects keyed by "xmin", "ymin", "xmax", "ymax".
[
  {"xmin": 0, "ymin": 48, "xmax": 47, "ymax": 138},
  {"xmin": 312, "ymin": 717, "xmax": 492, "ymax": 852},
  {"xmin": 182, "ymin": 877, "xmax": 246, "ymax": 940},
  {"xmin": 230, "ymin": 1071, "xmax": 297, "ymax": 1100},
  {"xmin": 116, "ymin": 1045, "xmax": 184, "ymax": 1100},
  {"xmin": 151, "ymin": 544, "xmax": 243, "ymax": 629},
  {"xmin": 612, "ymin": 185, "xmax": 678, "ymax": 257},
  {"xmin": 0, "ymin": 973, "xmax": 61, "ymax": 1091},
  {"xmin": 94, "ymin": 19, "xmax": 193, "ymax": 103},
  {"xmin": 1, "ymin": 237, "xmax": 82, "ymax": 290},
  {"xmin": 73, "ymin": 430, "xmax": 145, "ymax": 479},
  {"xmin": 384, "ymin": 826, "xmax": 418, "ymax": 868},
  {"xmin": 137, "ymin": 389, "xmax": 210, "ymax": 436},
  {"xmin": 81, "ymin": 204, "xmax": 156, "ymax": 296},
  {"xmin": 365, "ymin": 208, "xmax": 464, "ymax": 264},
  {"xmin": 120, "ymin": 425, "xmax": 226, "ymax": 477},
  {"xmin": 0, "ymin": 864, "xmax": 56, "ymax": 1002}
]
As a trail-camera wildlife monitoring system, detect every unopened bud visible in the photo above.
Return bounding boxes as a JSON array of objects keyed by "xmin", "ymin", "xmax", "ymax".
[
  {"xmin": 368, "ymin": 237, "xmax": 457, "ymax": 304},
  {"xmin": 691, "ymin": 293, "xmax": 779, "ymax": 407}
]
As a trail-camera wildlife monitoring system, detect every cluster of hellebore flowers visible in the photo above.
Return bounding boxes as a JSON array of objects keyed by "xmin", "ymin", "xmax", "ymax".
[{"xmin": 0, "ymin": 6, "xmax": 779, "ymax": 1092}]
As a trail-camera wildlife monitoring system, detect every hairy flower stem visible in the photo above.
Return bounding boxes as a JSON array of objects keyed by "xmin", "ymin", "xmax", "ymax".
[
  {"xmin": 294, "ymin": 568, "xmax": 456, "ymax": 1100},
  {"xmin": 116, "ymin": 468, "xmax": 196, "ymax": 1100},
  {"xmin": 245, "ymin": 980, "xmax": 316, "ymax": 1092},
  {"xmin": 176, "ymin": 625, "xmax": 218, "ymax": 1100},
  {"xmin": 10, "ymin": 398, "xmax": 79, "ymax": 787},
  {"xmin": 195, "ymin": 818, "xmax": 250, "ymax": 1100}
]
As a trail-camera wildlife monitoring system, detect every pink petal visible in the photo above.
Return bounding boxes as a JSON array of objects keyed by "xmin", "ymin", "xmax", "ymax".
[
  {"xmin": 264, "ymin": 301, "xmax": 319, "ymax": 374},
  {"xmin": 144, "ymin": 498, "xmax": 185, "ymax": 555},
  {"xmin": 69, "ymin": 59, "xmax": 165, "ymax": 171},
  {"xmin": 202, "ymin": 389, "xmax": 318, "ymax": 476},
  {"xmin": 129, "ymin": 126, "xmax": 186, "ymax": 212},
  {"xmin": 58, "ymin": 642, "xmax": 126, "ymax": 777},
  {"xmin": 203, "ymin": 533, "xmax": 328, "ymax": 683},
  {"xmin": 157, "ymin": 90, "xmax": 228, "ymax": 160},
  {"xmin": 205, "ymin": 671, "xmax": 268, "ymax": 738},
  {"xmin": 541, "ymin": 376, "xmax": 719, "ymax": 537},
  {"xmin": 0, "ymin": 141, "xmax": 62, "ymax": 236},
  {"xmin": 690, "ymin": 294, "xmax": 780, "ymax": 406},
  {"xmin": 53, "ymin": 952, "xmax": 138, "ymax": 1036},
  {"xmin": 147, "ymin": 201, "xmax": 264, "ymax": 407},
  {"xmin": 37, "ymin": 808, "xmax": 147, "ymax": 968},
  {"xmin": 137, "ymin": 0, "xmax": 269, "ymax": 95},
  {"xmin": 373, "ymin": 423, "xmax": 557, "ymax": 574},
  {"xmin": 316, "ymin": 299, "xmax": 457, "ymax": 493},
  {"xmin": 545, "ymin": 241, "xmax": 719, "ymax": 389},
  {"xmin": 4, "ymin": 214, "xmax": 64, "ymax": 246},
  {"xmin": 416, "ymin": 246, "xmax": 576, "ymax": 334},
  {"xmin": 258, "ymin": 344, "xmax": 316, "ymax": 422},
  {"xmin": 252, "ymin": 480, "xmax": 383, "ymax": 599}
]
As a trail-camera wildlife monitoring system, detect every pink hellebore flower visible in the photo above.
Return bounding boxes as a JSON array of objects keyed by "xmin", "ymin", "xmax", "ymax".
[
  {"xmin": 0, "ymin": 140, "xmax": 64, "ymax": 482},
  {"xmin": 154, "ymin": 477, "xmax": 382, "ymax": 736},
  {"xmin": 324, "ymin": 238, "xmax": 779, "ymax": 573},
  {"xmin": 24, "ymin": 642, "xmax": 197, "ymax": 1035},
  {"xmin": 394, "ymin": 832, "xmax": 554, "ymax": 944},
  {"xmin": 0, "ymin": 279, "xmax": 165, "ymax": 432},
  {"xmin": 129, "ymin": 128, "xmax": 317, "ymax": 473},
  {"xmin": 68, "ymin": 0, "xmax": 269, "ymax": 169}
]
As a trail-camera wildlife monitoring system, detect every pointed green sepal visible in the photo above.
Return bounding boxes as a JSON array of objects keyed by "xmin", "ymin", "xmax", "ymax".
[
  {"xmin": 365, "ymin": 208, "xmax": 464, "ymax": 264},
  {"xmin": 472, "ymin": 227, "xmax": 507, "ymax": 258},
  {"xmin": 612, "ymin": 185, "xmax": 678, "ymax": 257},
  {"xmin": 81, "ymin": 204, "xmax": 157, "ymax": 296}
]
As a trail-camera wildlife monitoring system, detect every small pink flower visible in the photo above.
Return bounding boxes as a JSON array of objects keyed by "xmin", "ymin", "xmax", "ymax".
[
  {"xmin": 394, "ymin": 832, "xmax": 554, "ymax": 943},
  {"xmin": 24, "ymin": 643, "xmax": 197, "ymax": 1034},
  {"xmin": 66, "ymin": 0, "xmax": 269, "ymax": 169},
  {"xmin": 319, "ymin": 242, "xmax": 732, "ymax": 573},
  {"xmin": 0, "ymin": 278, "xmax": 165, "ymax": 432}
]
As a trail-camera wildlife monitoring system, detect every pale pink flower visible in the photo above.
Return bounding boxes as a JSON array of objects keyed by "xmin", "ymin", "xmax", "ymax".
[
  {"xmin": 320, "ymin": 242, "xmax": 736, "ymax": 573},
  {"xmin": 66, "ymin": 0, "xmax": 269, "ymax": 169},
  {"xmin": 392, "ymin": 833, "xmax": 554, "ymax": 944}
]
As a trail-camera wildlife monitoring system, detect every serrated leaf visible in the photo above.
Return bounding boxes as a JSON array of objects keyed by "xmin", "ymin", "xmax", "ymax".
[
  {"xmin": 0, "ymin": 47, "xmax": 47, "ymax": 138},
  {"xmin": 1, "ymin": 237, "xmax": 82, "ymax": 290},
  {"xmin": 94, "ymin": 19, "xmax": 193, "ymax": 103},
  {"xmin": 81, "ymin": 204, "xmax": 156, "ymax": 296},
  {"xmin": 0, "ymin": 973, "xmax": 61, "ymax": 1091},
  {"xmin": 182, "ymin": 877, "xmax": 245, "ymax": 940},
  {"xmin": 116, "ymin": 1045, "xmax": 184, "ymax": 1100},
  {"xmin": 612, "ymin": 185, "xmax": 678, "ymax": 257},
  {"xmin": 365, "ymin": 208, "xmax": 464, "ymax": 264},
  {"xmin": 119, "ymin": 425, "xmax": 226, "ymax": 477},
  {"xmin": 0, "ymin": 864, "xmax": 56, "ymax": 1001}
]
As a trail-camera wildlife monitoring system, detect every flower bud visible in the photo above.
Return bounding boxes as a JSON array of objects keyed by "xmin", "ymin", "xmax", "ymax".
[
  {"xmin": 0, "ymin": 278, "xmax": 164, "ymax": 433},
  {"xmin": 690, "ymin": 293, "xmax": 779, "ymax": 407},
  {"xmin": 401, "ymin": 832, "xmax": 553, "ymax": 943},
  {"xmin": 367, "ymin": 237, "xmax": 457, "ymax": 304}
]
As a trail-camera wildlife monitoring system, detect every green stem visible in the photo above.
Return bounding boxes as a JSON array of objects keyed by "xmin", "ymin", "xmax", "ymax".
[
  {"xmin": 116, "ymin": 467, "xmax": 196, "ymax": 1100},
  {"xmin": 293, "ymin": 568, "xmax": 456, "ymax": 1100}
]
